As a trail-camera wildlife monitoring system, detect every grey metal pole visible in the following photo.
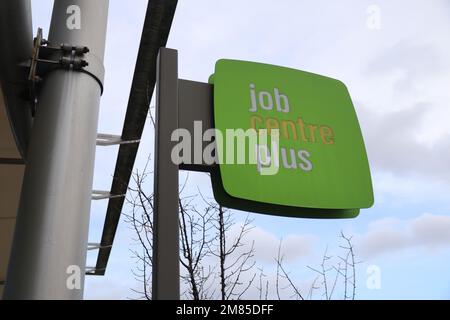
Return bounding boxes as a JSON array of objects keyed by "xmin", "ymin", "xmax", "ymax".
[
  {"xmin": 152, "ymin": 48, "xmax": 180, "ymax": 300},
  {"xmin": 4, "ymin": 0, "xmax": 109, "ymax": 300}
]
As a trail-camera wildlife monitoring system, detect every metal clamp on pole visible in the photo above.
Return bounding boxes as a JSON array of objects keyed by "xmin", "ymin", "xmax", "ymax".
[
  {"xmin": 27, "ymin": 27, "xmax": 105, "ymax": 117},
  {"xmin": 27, "ymin": 28, "xmax": 91, "ymax": 116}
]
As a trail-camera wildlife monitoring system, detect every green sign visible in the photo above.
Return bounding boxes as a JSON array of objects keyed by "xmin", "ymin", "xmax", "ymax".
[{"xmin": 210, "ymin": 59, "xmax": 373, "ymax": 218}]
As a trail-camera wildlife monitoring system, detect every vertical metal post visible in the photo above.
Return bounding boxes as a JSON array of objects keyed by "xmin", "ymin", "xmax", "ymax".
[
  {"xmin": 152, "ymin": 48, "xmax": 180, "ymax": 300},
  {"xmin": 4, "ymin": 0, "xmax": 109, "ymax": 299}
]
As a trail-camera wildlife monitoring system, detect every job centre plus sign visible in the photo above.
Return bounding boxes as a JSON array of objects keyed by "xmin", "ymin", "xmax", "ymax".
[{"xmin": 212, "ymin": 59, "xmax": 373, "ymax": 211}]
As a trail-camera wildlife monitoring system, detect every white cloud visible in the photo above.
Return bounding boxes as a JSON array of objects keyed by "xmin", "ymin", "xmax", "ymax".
[
  {"xmin": 357, "ymin": 213, "xmax": 450, "ymax": 259},
  {"xmin": 227, "ymin": 223, "xmax": 315, "ymax": 264},
  {"xmin": 359, "ymin": 102, "xmax": 450, "ymax": 182},
  {"xmin": 410, "ymin": 214, "xmax": 450, "ymax": 247},
  {"xmin": 372, "ymin": 170, "xmax": 450, "ymax": 205}
]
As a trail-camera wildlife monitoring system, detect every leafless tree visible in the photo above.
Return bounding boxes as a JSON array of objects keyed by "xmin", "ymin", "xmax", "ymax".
[
  {"xmin": 125, "ymin": 167, "xmax": 257, "ymax": 300},
  {"xmin": 199, "ymin": 194, "xmax": 257, "ymax": 300},
  {"xmin": 336, "ymin": 232, "xmax": 358, "ymax": 300},
  {"xmin": 178, "ymin": 193, "xmax": 216, "ymax": 300},
  {"xmin": 275, "ymin": 242, "xmax": 304, "ymax": 300},
  {"xmin": 274, "ymin": 232, "xmax": 358, "ymax": 300},
  {"xmin": 124, "ymin": 162, "xmax": 154, "ymax": 300},
  {"xmin": 256, "ymin": 267, "xmax": 270, "ymax": 300}
]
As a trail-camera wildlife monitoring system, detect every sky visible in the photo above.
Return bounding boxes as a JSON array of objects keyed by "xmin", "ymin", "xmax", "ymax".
[{"xmin": 31, "ymin": 0, "xmax": 450, "ymax": 300}]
